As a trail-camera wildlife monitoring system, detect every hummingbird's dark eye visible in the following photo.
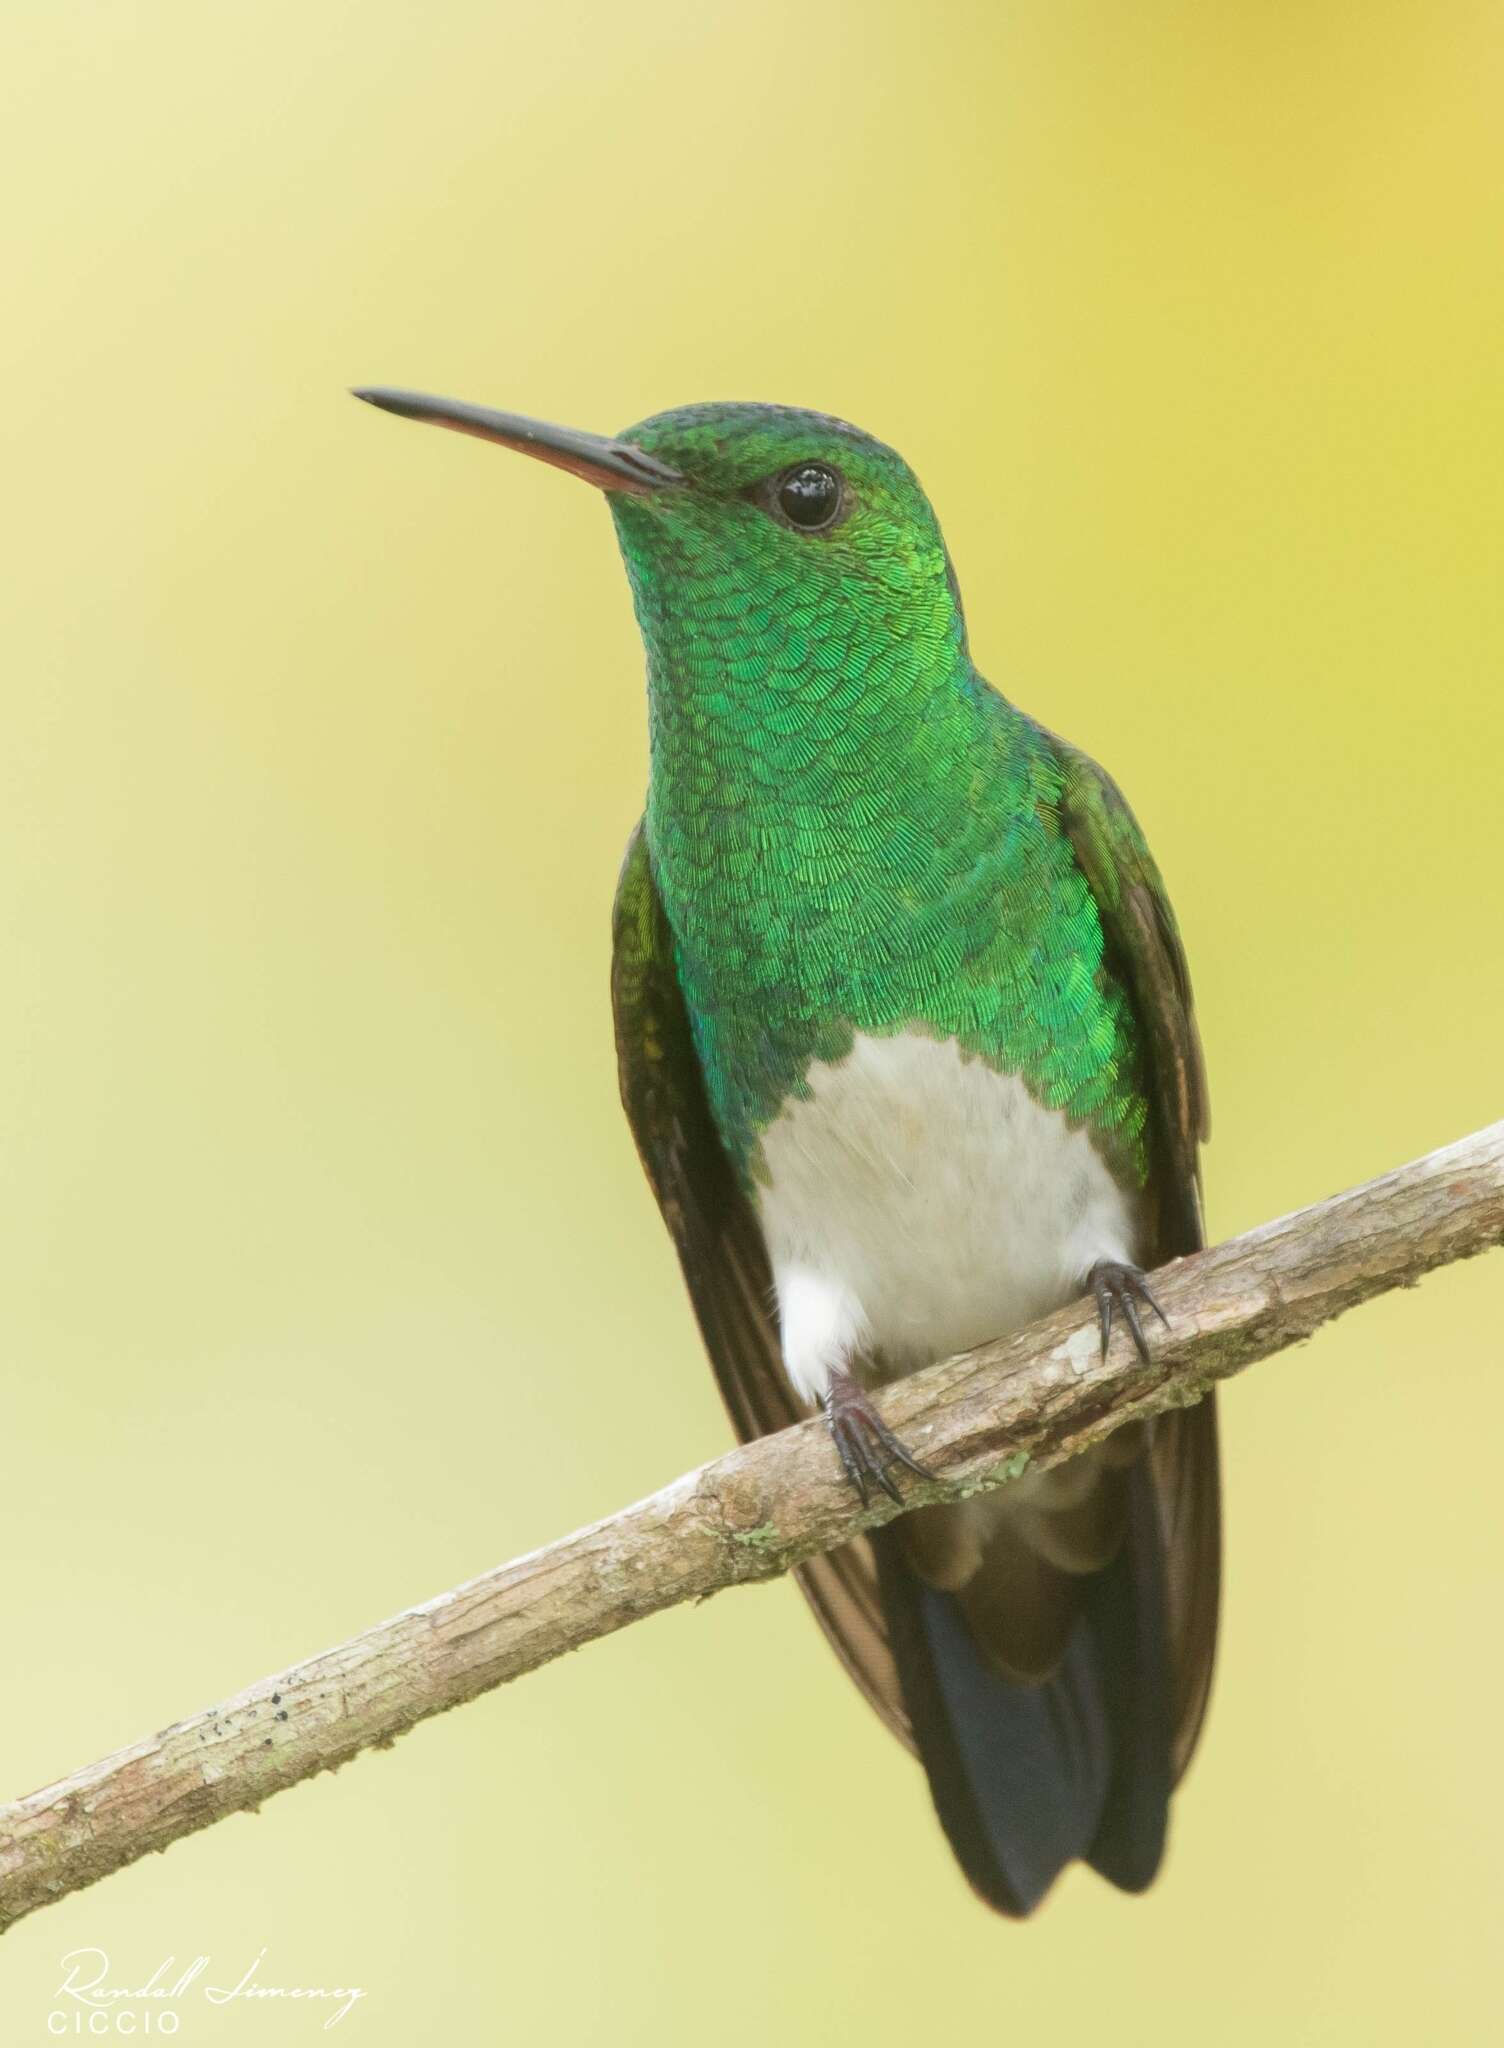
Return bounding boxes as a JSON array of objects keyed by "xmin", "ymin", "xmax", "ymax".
[{"xmin": 774, "ymin": 462, "xmax": 845, "ymax": 532}]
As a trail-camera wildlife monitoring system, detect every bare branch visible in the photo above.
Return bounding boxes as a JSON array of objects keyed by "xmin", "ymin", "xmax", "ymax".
[{"xmin": 2, "ymin": 1120, "xmax": 1500, "ymax": 1933}]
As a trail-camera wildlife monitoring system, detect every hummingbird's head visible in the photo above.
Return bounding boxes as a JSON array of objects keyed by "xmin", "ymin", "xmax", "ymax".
[
  {"xmin": 604, "ymin": 402, "xmax": 968, "ymax": 686},
  {"xmin": 352, "ymin": 389, "xmax": 969, "ymax": 688},
  {"xmin": 605, "ymin": 400, "xmax": 961, "ymax": 644}
]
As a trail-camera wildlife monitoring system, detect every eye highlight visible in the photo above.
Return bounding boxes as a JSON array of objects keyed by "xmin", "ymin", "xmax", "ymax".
[{"xmin": 771, "ymin": 462, "xmax": 845, "ymax": 532}]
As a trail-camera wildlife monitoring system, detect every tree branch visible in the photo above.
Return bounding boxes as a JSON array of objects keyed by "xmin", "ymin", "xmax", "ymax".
[{"xmin": 3, "ymin": 1121, "xmax": 1501, "ymax": 1933}]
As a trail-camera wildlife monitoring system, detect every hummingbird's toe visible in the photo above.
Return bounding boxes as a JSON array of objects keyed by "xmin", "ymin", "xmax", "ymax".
[
  {"xmin": 822, "ymin": 1367, "xmax": 934, "ymax": 1508},
  {"xmin": 1089, "ymin": 1260, "xmax": 1170, "ymax": 1365}
]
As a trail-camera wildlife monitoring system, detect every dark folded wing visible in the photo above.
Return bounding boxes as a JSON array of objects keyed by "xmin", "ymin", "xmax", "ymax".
[
  {"xmin": 1051, "ymin": 731, "xmax": 1222, "ymax": 1781},
  {"xmin": 611, "ymin": 822, "xmax": 913, "ymax": 1748}
]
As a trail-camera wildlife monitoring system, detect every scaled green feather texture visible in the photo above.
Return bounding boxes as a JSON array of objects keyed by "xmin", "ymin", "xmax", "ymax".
[{"xmin": 609, "ymin": 403, "xmax": 1154, "ymax": 1189}]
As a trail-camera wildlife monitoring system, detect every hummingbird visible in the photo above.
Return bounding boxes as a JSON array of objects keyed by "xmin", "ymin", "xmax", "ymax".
[{"xmin": 356, "ymin": 387, "xmax": 1221, "ymax": 1916}]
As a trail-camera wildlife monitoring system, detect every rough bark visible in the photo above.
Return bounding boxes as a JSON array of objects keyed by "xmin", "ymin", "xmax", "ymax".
[{"xmin": 2, "ymin": 1121, "xmax": 1500, "ymax": 1933}]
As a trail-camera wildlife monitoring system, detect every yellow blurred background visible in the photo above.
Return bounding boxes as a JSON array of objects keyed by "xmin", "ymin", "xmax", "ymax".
[{"xmin": 3, "ymin": 1, "xmax": 1502, "ymax": 2040}]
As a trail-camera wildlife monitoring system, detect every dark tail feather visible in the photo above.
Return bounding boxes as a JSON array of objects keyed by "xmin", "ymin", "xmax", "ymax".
[{"xmin": 870, "ymin": 1465, "xmax": 1173, "ymax": 1916}]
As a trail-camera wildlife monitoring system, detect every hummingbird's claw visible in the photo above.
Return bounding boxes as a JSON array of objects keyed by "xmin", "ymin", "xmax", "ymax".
[
  {"xmin": 822, "ymin": 1367, "xmax": 934, "ymax": 1508},
  {"xmin": 1089, "ymin": 1260, "xmax": 1170, "ymax": 1365}
]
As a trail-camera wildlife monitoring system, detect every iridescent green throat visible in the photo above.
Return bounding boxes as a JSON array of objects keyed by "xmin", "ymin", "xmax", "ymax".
[{"xmin": 608, "ymin": 403, "xmax": 1148, "ymax": 1188}]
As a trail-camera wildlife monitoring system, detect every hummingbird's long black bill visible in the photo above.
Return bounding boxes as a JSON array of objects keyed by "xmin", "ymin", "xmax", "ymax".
[{"xmin": 351, "ymin": 387, "xmax": 683, "ymax": 496}]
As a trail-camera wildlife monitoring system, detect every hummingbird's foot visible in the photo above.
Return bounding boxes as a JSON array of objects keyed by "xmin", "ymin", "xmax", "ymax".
[
  {"xmin": 822, "ymin": 1367, "xmax": 934, "ymax": 1508},
  {"xmin": 1089, "ymin": 1260, "xmax": 1170, "ymax": 1365}
]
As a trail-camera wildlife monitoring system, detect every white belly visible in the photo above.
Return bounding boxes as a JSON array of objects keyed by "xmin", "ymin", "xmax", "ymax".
[{"xmin": 756, "ymin": 1031, "xmax": 1141, "ymax": 1404}]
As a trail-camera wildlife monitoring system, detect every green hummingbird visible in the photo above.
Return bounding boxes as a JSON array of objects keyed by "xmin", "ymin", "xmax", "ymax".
[{"xmin": 357, "ymin": 387, "xmax": 1221, "ymax": 1916}]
